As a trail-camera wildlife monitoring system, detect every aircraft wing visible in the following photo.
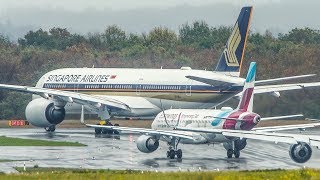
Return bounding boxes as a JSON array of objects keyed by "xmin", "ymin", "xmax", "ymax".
[
  {"xmin": 86, "ymin": 124, "xmax": 195, "ymax": 140},
  {"xmin": 175, "ymin": 126, "xmax": 320, "ymax": 147},
  {"xmin": 0, "ymin": 84, "xmax": 131, "ymax": 111},
  {"xmin": 252, "ymin": 122, "xmax": 320, "ymax": 132},
  {"xmin": 212, "ymin": 114, "xmax": 303, "ymax": 121},
  {"xmin": 254, "ymin": 82, "xmax": 320, "ymax": 95}
]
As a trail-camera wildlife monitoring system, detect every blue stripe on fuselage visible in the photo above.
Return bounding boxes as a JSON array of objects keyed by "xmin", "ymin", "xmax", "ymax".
[
  {"xmin": 43, "ymin": 83, "xmax": 243, "ymax": 92},
  {"xmin": 211, "ymin": 110, "xmax": 232, "ymax": 126}
]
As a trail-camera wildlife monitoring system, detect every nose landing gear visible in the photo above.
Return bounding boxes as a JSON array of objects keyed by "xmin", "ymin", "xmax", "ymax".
[{"xmin": 167, "ymin": 149, "xmax": 183, "ymax": 159}]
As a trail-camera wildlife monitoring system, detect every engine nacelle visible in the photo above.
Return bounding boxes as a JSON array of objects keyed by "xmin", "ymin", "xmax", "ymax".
[
  {"xmin": 25, "ymin": 98, "xmax": 65, "ymax": 127},
  {"xmin": 136, "ymin": 135, "xmax": 159, "ymax": 153},
  {"xmin": 289, "ymin": 143, "xmax": 312, "ymax": 163}
]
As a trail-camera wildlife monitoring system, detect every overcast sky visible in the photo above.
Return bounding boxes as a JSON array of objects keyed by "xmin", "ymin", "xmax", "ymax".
[
  {"xmin": 0, "ymin": 0, "xmax": 278, "ymax": 11},
  {"xmin": 0, "ymin": 0, "xmax": 318, "ymax": 40}
]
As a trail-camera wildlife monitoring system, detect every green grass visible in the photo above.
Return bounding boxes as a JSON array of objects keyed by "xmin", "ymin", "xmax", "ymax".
[
  {"xmin": 0, "ymin": 136, "xmax": 86, "ymax": 146},
  {"xmin": 0, "ymin": 159, "xmax": 22, "ymax": 162},
  {"xmin": 8, "ymin": 167, "xmax": 320, "ymax": 180}
]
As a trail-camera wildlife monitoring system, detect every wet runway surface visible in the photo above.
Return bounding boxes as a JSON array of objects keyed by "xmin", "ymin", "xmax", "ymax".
[{"xmin": 0, "ymin": 128, "xmax": 320, "ymax": 173}]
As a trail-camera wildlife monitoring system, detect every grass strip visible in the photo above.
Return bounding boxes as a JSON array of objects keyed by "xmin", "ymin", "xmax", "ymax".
[
  {"xmin": 0, "ymin": 136, "xmax": 85, "ymax": 146},
  {"xmin": 9, "ymin": 167, "xmax": 320, "ymax": 180}
]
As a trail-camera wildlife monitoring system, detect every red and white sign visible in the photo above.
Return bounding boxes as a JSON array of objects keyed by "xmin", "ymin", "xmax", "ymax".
[{"xmin": 8, "ymin": 120, "xmax": 29, "ymax": 126}]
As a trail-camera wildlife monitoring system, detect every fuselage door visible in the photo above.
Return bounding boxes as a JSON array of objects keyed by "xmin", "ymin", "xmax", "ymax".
[
  {"xmin": 136, "ymin": 77, "xmax": 143, "ymax": 96},
  {"xmin": 73, "ymin": 83, "xmax": 79, "ymax": 93},
  {"xmin": 185, "ymin": 79, "xmax": 192, "ymax": 96}
]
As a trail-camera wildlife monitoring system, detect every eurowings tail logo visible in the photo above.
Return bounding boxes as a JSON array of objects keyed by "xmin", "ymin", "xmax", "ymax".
[{"xmin": 224, "ymin": 22, "xmax": 241, "ymax": 67}]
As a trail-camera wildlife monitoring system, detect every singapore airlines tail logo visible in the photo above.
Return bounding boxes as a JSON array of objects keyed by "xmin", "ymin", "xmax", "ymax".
[{"xmin": 223, "ymin": 22, "xmax": 241, "ymax": 67}]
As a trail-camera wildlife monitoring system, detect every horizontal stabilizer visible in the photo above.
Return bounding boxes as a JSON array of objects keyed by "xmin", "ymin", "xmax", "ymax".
[
  {"xmin": 256, "ymin": 74, "xmax": 316, "ymax": 85},
  {"xmin": 234, "ymin": 82, "xmax": 320, "ymax": 97},
  {"xmin": 305, "ymin": 118, "xmax": 320, "ymax": 121},
  {"xmin": 185, "ymin": 75, "xmax": 237, "ymax": 87},
  {"xmin": 253, "ymin": 122, "xmax": 320, "ymax": 132},
  {"xmin": 213, "ymin": 116, "xmax": 241, "ymax": 121},
  {"xmin": 261, "ymin": 114, "xmax": 304, "ymax": 121}
]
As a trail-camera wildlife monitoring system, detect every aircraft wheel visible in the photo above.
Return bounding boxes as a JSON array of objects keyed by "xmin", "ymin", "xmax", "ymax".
[
  {"xmin": 176, "ymin": 149, "xmax": 183, "ymax": 159},
  {"xmin": 113, "ymin": 124, "xmax": 120, "ymax": 134},
  {"xmin": 169, "ymin": 149, "xmax": 175, "ymax": 159},
  {"xmin": 227, "ymin": 149, "xmax": 233, "ymax": 158},
  {"xmin": 234, "ymin": 150, "xmax": 240, "ymax": 158},
  {"xmin": 95, "ymin": 127, "xmax": 102, "ymax": 134},
  {"xmin": 102, "ymin": 128, "xmax": 113, "ymax": 134},
  {"xmin": 45, "ymin": 125, "xmax": 55, "ymax": 132}
]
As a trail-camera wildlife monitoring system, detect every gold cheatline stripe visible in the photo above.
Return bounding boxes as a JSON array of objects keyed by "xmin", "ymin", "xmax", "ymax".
[{"xmin": 239, "ymin": 6, "xmax": 253, "ymax": 75}]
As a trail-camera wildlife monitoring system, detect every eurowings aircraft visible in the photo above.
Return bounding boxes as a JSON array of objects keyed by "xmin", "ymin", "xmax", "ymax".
[
  {"xmin": 0, "ymin": 6, "xmax": 319, "ymax": 133},
  {"xmin": 87, "ymin": 62, "xmax": 320, "ymax": 163}
]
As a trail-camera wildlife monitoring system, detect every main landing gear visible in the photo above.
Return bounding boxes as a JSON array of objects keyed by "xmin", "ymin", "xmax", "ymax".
[
  {"xmin": 94, "ymin": 121, "xmax": 119, "ymax": 135},
  {"xmin": 224, "ymin": 139, "xmax": 247, "ymax": 159},
  {"xmin": 45, "ymin": 125, "xmax": 56, "ymax": 132},
  {"xmin": 227, "ymin": 148, "xmax": 240, "ymax": 158},
  {"xmin": 166, "ymin": 138, "xmax": 182, "ymax": 159}
]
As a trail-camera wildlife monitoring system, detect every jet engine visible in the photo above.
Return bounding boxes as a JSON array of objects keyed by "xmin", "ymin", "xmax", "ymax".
[
  {"xmin": 25, "ymin": 98, "xmax": 65, "ymax": 127},
  {"xmin": 289, "ymin": 143, "xmax": 312, "ymax": 163},
  {"xmin": 136, "ymin": 135, "xmax": 159, "ymax": 153}
]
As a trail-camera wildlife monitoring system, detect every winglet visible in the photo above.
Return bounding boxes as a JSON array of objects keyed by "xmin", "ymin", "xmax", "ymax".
[{"xmin": 237, "ymin": 62, "xmax": 256, "ymax": 112}]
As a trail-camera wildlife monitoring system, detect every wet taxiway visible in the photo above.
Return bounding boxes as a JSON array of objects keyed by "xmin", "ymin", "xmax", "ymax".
[{"xmin": 0, "ymin": 128, "xmax": 319, "ymax": 173}]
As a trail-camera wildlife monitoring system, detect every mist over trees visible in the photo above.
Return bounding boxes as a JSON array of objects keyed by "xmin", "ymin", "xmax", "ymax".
[{"xmin": 0, "ymin": 22, "xmax": 319, "ymax": 119}]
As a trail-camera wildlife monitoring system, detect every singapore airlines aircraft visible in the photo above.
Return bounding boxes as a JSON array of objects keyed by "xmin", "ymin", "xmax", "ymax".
[
  {"xmin": 87, "ymin": 62, "xmax": 320, "ymax": 163},
  {"xmin": 0, "ymin": 6, "xmax": 319, "ymax": 133}
]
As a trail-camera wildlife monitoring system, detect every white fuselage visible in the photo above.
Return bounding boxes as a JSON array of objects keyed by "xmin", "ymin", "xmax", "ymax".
[
  {"xmin": 151, "ymin": 108, "xmax": 234, "ymax": 144},
  {"xmin": 35, "ymin": 67, "xmax": 245, "ymax": 117}
]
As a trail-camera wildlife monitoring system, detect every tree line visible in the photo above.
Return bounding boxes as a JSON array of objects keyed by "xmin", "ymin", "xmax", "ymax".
[{"xmin": 0, "ymin": 21, "xmax": 319, "ymax": 119}]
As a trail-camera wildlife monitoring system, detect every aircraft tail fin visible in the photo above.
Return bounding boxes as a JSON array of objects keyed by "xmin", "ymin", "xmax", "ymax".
[
  {"xmin": 215, "ymin": 6, "xmax": 253, "ymax": 76},
  {"xmin": 236, "ymin": 62, "xmax": 256, "ymax": 112}
]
